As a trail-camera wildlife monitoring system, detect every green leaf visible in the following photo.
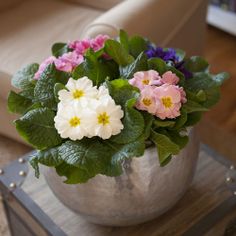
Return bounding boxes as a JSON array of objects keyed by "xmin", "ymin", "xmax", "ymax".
[
  {"xmin": 148, "ymin": 58, "xmax": 167, "ymax": 75},
  {"xmin": 34, "ymin": 64, "xmax": 69, "ymax": 109},
  {"xmin": 73, "ymin": 56, "xmax": 116, "ymax": 86},
  {"xmin": 201, "ymin": 86, "xmax": 220, "ymax": 108},
  {"xmin": 184, "ymin": 56, "xmax": 209, "ymax": 73},
  {"xmin": 29, "ymin": 153, "xmax": 40, "ymax": 178},
  {"xmin": 12, "ymin": 63, "xmax": 39, "ymax": 89},
  {"xmin": 165, "ymin": 130, "xmax": 189, "ymax": 149},
  {"xmin": 29, "ymin": 147, "xmax": 63, "ymax": 178},
  {"xmin": 141, "ymin": 112, "xmax": 154, "ymax": 140},
  {"xmin": 11, "ymin": 63, "xmax": 39, "ymax": 99},
  {"xmin": 57, "ymin": 139, "xmax": 121, "ymax": 183},
  {"xmin": 128, "ymin": 36, "xmax": 148, "ymax": 58},
  {"xmin": 15, "ymin": 108, "xmax": 62, "ymax": 150},
  {"xmin": 185, "ymin": 112, "xmax": 202, "ymax": 127},
  {"xmin": 8, "ymin": 91, "xmax": 33, "ymax": 114},
  {"xmin": 211, "ymin": 72, "xmax": 229, "ymax": 86},
  {"xmin": 106, "ymin": 78, "xmax": 140, "ymax": 107},
  {"xmin": 196, "ymin": 90, "xmax": 206, "ymax": 101},
  {"xmin": 183, "ymin": 100, "xmax": 208, "ymax": 113},
  {"xmin": 150, "ymin": 129, "xmax": 179, "ymax": 165},
  {"xmin": 120, "ymin": 52, "xmax": 148, "ymax": 79},
  {"xmin": 51, "ymin": 43, "xmax": 71, "ymax": 57},
  {"xmin": 172, "ymin": 108, "xmax": 187, "ymax": 130},
  {"xmin": 104, "ymin": 39, "xmax": 134, "ymax": 66},
  {"xmin": 110, "ymin": 98, "xmax": 145, "ymax": 144},
  {"xmin": 119, "ymin": 29, "xmax": 129, "ymax": 52},
  {"xmin": 154, "ymin": 119, "xmax": 175, "ymax": 128},
  {"xmin": 56, "ymin": 162, "xmax": 93, "ymax": 184},
  {"xmin": 160, "ymin": 155, "xmax": 172, "ymax": 167},
  {"xmin": 36, "ymin": 147, "xmax": 62, "ymax": 167},
  {"xmin": 108, "ymin": 136, "xmax": 145, "ymax": 167}
]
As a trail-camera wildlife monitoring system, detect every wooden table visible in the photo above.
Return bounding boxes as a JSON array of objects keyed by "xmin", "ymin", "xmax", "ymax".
[{"xmin": 1, "ymin": 144, "xmax": 236, "ymax": 236}]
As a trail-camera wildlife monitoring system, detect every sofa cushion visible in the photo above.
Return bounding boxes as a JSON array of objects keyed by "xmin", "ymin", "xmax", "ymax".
[
  {"xmin": 0, "ymin": 0, "xmax": 102, "ymax": 78},
  {"xmin": 0, "ymin": 0, "xmax": 22, "ymax": 12},
  {"xmin": 63, "ymin": 0, "xmax": 124, "ymax": 10}
]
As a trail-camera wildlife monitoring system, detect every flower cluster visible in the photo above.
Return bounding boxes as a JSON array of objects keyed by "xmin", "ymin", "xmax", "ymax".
[
  {"xmin": 129, "ymin": 70, "xmax": 187, "ymax": 119},
  {"xmin": 34, "ymin": 35, "xmax": 110, "ymax": 79},
  {"xmin": 54, "ymin": 77, "xmax": 124, "ymax": 140}
]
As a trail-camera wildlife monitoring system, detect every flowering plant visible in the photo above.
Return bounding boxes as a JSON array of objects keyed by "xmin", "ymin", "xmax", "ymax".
[{"xmin": 8, "ymin": 30, "xmax": 228, "ymax": 183}]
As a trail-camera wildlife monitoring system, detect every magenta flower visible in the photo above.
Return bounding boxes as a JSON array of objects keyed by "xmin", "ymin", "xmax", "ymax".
[
  {"xmin": 54, "ymin": 51, "xmax": 84, "ymax": 72},
  {"xmin": 68, "ymin": 39, "xmax": 90, "ymax": 55},
  {"xmin": 161, "ymin": 71, "xmax": 179, "ymax": 85},
  {"xmin": 34, "ymin": 56, "xmax": 56, "ymax": 79},
  {"xmin": 154, "ymin": 84, "xmax": 182, "ymax": 120},
  {"xmin": 136, "ymin": 86, "xmax": 158, "ymax": 115},
  {"xmin": 129, "ymin": 70, "xmax": 162, "ymax": 90},
  {"xmin": 90, "ymin": 34, "xmax": 110, "ymax": 52}
]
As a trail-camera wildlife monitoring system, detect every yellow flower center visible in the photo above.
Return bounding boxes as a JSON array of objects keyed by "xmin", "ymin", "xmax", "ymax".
[
  {"xmin": 142, "ymin": 79, "xmax": 150, "ymax": 85},
  {"xmin": 142, "ymin": 98, "xmax": 152, "ymax": 106},
  {"xmin": 73, "ymin": 89, "xmax": 84, "ymax": 99},
  {"xmin": 162, "ymin": 97, "xmax": 173, "ymax": 108},
  {"xmin": 97, "ymin": 112, "xmax": 110, "ymax": 126},
  {"xmin": 69, "ymin": 116, "xmax": 81, "ymax": 127}
]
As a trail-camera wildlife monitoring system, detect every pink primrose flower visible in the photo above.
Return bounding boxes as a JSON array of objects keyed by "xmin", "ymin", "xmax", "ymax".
[
  {"xmin": 161, "ymin": 71, "xmax": 179, "ymax": 85},
  {"xmin": 129, "ymin": 70, "xmax": 162, "ymax": 90},
  {"xmin": 136, "ymin": 86, "xmax": 158, "ymax": 115},
  {"xmin": 154, "ymin": 84, "xmax": 182, "ymax": 120}
]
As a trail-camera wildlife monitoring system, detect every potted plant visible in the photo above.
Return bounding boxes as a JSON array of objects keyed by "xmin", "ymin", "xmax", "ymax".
[{"xmin": 8, "ymin": 30, "xmax": 228, "ymax": 226}]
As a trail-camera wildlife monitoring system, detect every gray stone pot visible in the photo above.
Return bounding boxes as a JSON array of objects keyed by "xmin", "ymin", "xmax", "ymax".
[{"xmin": 43, "ymin": 129, "xmax": 199, "ymax": 226}]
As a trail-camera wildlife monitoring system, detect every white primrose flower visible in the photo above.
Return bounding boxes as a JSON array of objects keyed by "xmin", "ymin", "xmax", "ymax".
[
  {"xmin": 54, "ymin": 102, "xmax": 90, "ymax": 141},
  {"xmin": 96, "ymin": 85, "xmax": 111, "ymax": 101},
  {"xmin": 58, "ymin": 77, "xmax": 97, "ymax": 105},
  {"xmin": 87, "ymin": 98, "xmax": 124, "ymax": 140}
]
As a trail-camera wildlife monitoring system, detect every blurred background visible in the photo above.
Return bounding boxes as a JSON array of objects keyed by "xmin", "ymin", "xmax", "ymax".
[{"xmin": 0, "ymin": 0, "xmax": 235, "ymax": 235}]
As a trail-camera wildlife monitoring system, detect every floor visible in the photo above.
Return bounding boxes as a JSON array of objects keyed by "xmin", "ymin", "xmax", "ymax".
[{"xmin": 0, "ymin": 26, "xmax": 235, "ymax": 235}]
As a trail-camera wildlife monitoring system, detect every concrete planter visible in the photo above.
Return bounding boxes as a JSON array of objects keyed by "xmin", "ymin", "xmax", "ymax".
[{"xmin": 43, "ymin": 129, "xmax": 199, "ymax": 226}]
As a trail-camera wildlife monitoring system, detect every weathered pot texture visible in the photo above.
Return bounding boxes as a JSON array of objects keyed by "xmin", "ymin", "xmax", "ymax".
[{"xmin": 43, "ymin": 128, "xmax": 199, "ymax": 226}]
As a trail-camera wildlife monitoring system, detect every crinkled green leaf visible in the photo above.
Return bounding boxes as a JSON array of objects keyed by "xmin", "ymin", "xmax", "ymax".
[
  {"xmin": 56, "ymin": 162, "xmax": 93, "ymax": 184},
  {"xmin": 141, "ymin": 111, "xmax": 154, "ymax": 140},
  {"xmin": 12, "ymin": 63, "xmax": 39, "ymax": 89},
  {"xmin": 104, "ymin": 39, "xmax": 134, "ymax": 66},
  {"xmin": 15, "ymin": 108, "xmax": 62, "ymax": 150},
  {"xmin": 106, "ymin": 78, "xmax": 140, "ymax": 107},
  {"xmin": 11, "ymin": 63, "xmax": 39, "ymax": 99},
  {"xmin": 34, "ymin": 64, "xmax": 69, "ymax": 109},
  {"xmin": 211, "ymin": 72, "xmax": 229, "ymax": 86},
  {"xmin": 183, "ymin": 99, "xmax": 208, "ymax": 113},
  {"xmin": 184, "ymin": 56, "xmax": 209, "ymax": 73},
  {"xmin": 148, "ymin": 58, "xmax": 167, "ymax": 75},
  {"xmin": 120, "ymin": 52, "xmax": 148, "ymax": 79},
  {"xmin": 8, "ymin": 91, "xmax": 33, "ymax": 114},
  {"xmin": 185, "ymin": 112, "xmax": 202, "ymax": 127},
  {"xmin": 73, "ymin": 56, "xmax": 116, "ymax": 86},
  {"xmin": 29, "ymin": 147, "xmax": 63, "ymax": 178},
  {"xmin": 150, "ymin": 129, "xmax": 180, "ymax": 165},
  {"xmin": 110, "ymin": 98, "xmax": 144, "ymax": 144},
  {"xmin": 171, "ymin": 108, "xmax": 187, "ymax": 130},
  {"xmin": 51, "ymin": 43, "xmax": 71, "ymax": 57}
]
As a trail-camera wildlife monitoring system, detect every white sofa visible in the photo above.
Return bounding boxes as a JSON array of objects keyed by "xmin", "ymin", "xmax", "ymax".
[{"xmin": 0, "ymin": 0, "xmax": 208, "ymax": 144}]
